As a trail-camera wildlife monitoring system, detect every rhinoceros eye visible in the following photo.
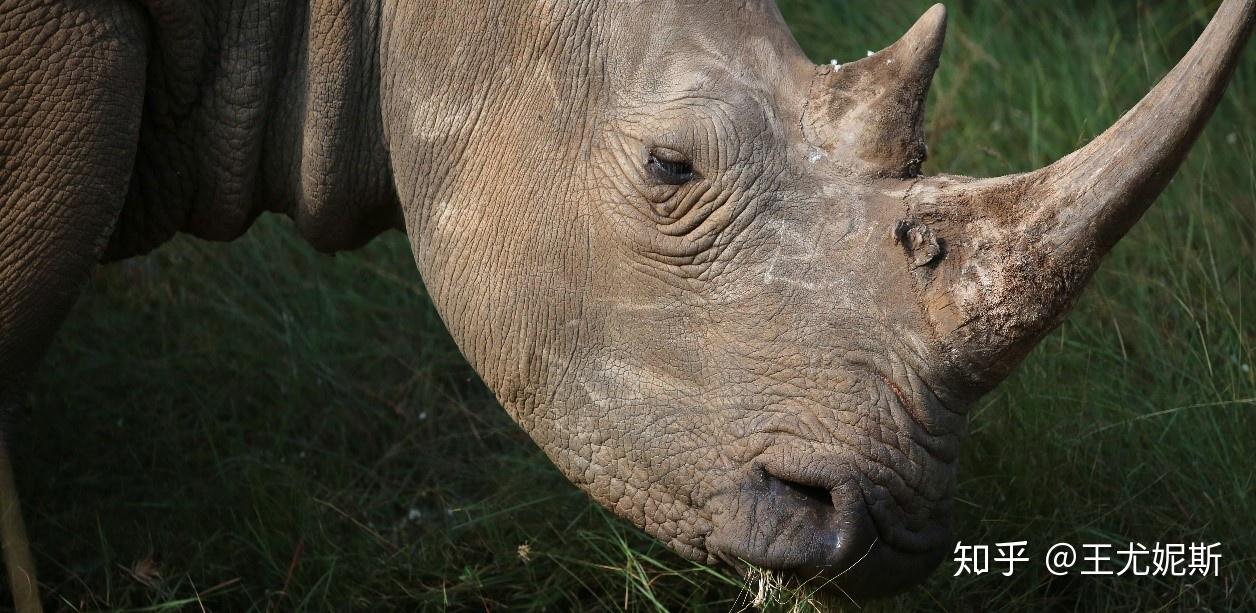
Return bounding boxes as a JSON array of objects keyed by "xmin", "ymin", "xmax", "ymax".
[{"xmin": 646, "ymin": 148, "xmax": 696, "ymax": 185}]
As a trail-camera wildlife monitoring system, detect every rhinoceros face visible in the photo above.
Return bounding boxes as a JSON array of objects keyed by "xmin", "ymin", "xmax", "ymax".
[
  {"xmin": 568, "ymin": 5, "xmax": 964, "ymax": 592},
  {"xmin": 384, "ymin": 0, "xmax": 1253, "ymax": 595}
]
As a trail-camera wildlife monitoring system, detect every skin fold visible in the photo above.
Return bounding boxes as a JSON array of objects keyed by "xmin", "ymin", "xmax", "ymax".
[{"xmin": 0, "ymin": 0, "xmax": 1251, "ymax": 602}]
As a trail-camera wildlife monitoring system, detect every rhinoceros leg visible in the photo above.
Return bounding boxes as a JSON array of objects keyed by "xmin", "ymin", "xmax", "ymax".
[
  {"xmin": 0, "ymin": 439, "xmax": 38, "ymax": 613},
  {"xmin": 0, "ymin": 1, "xmax": 148, "ymax": 610}
]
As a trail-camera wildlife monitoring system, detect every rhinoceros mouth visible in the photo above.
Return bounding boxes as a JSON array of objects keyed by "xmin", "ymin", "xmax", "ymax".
[{"xmin": 700, "ymin": 452, "xmax": 951, "ymax": 596}]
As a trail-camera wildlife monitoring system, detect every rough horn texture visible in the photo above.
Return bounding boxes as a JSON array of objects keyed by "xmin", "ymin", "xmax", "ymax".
[
  {"xmin": 803, "ymin": 4, "xmax": 947, "ymax": 178},
  {"xmin": 899, "ymin": 0, "xmax": 1256, "ymax": 390}
]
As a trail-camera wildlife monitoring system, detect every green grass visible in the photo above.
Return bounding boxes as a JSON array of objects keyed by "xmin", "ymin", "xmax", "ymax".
[{"xmin": 7, "ymin": 0, "xmax": 1255, "ymax": 610}]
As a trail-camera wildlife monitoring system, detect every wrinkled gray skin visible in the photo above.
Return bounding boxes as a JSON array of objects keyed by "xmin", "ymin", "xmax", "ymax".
[{"xmin": 1, "ymin": 0, "xmax": 1252, "ymax": 597}]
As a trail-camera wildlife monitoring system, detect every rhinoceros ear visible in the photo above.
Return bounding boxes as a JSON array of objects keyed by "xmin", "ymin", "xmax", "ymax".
[
  {"xmin": 900, "ymin": 0, "xmax": 1255, "ymax": 393},
  {"xmin": 803, "ymin": 4, "xmax": 947, "ymax": 177}
]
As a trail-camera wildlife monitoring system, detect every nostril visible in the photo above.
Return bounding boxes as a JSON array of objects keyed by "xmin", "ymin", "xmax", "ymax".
[
  {"xmin": 709, "ymin": 464, "xmax": 948, "ymax": 595},
  {"xmin": 763, "ymin": 471, "xmax": 835, "ymax": 509},
  {"xmin": 781, "ymin": 479, "xmax": 833, "ymax": 507}
]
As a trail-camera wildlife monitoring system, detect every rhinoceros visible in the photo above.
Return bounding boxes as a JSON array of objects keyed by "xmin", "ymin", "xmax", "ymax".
[{"xmin": 0, "ymin": 0, "xmax": 1252, "ymax": 607}]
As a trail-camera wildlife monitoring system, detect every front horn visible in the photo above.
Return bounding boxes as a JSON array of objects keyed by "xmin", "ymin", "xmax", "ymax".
[{"xmin": 898, "ymin": 0, "xmax": 1254, "ymax": 391}]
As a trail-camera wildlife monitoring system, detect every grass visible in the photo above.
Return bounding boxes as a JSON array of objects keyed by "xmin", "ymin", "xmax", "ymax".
[{"xmin": 6, "ymin": 0, "xmax": 1254, "ymax": 610}]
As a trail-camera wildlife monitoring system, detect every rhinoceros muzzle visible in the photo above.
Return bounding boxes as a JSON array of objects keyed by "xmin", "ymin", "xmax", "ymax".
[{"xmin": 705, "ymin": 450, "xmax": 952, "ymax": 596}]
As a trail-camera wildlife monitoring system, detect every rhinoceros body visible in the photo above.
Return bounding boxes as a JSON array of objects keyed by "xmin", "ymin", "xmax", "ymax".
[{"xmin": 0, "ymin": 0, "xmax": 1252, "ymax": 606}]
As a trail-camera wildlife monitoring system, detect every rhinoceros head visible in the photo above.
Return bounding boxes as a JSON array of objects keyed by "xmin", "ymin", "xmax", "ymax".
[{"xmin": 382, "ymin": 0, "xmax": 1253, "ymax": 595}]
